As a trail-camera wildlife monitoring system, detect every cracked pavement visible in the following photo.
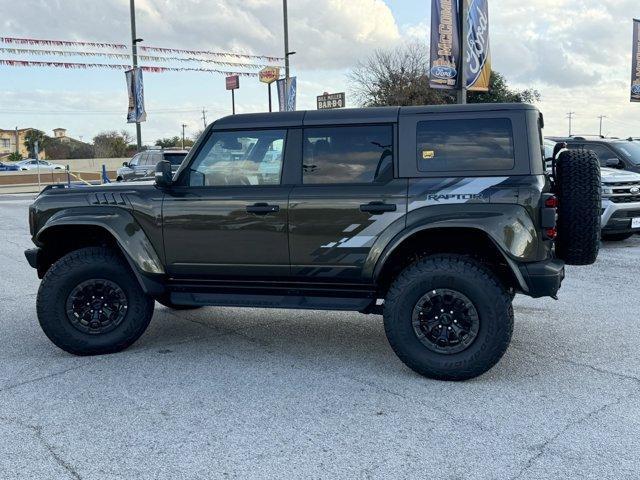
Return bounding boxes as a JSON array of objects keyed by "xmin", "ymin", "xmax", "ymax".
[{"xmin": 1, "ymin": 194, "xmax": 639, "ymax": 479}]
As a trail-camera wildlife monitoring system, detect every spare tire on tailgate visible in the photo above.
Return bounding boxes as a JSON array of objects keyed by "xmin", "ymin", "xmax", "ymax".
[{"xmin": 554, "ymin": 149, "xmax": 601, "ymax": 265}]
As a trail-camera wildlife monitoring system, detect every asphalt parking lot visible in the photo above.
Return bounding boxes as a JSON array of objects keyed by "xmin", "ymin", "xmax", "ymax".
[{"xmin": 1, "ymin": 194, "xmax": 639, "ymax": 480}]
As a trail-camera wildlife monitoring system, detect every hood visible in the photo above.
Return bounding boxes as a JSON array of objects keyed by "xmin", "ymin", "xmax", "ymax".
[{"xmin": 600, "ymin": 167, "xmax": 640, "ymax": 184}]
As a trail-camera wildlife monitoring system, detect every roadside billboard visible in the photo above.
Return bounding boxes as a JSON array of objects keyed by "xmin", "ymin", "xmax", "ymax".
[
  {"xmin": 429, "ymin": 0, "xmax": 460, "ymax": 90},
  {"xmin": 632, "ymin": 19, "xmax": 640, "ymax": 102},
  {"xmin": 317, "ymin": 92, "xmax": 345, "ymax": 110}
]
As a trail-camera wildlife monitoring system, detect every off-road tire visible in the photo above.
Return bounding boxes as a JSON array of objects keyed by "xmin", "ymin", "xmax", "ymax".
[
  {"xmin": 601, "ymin": 232, "xmax": 634, "ymax": 242},
  {"xmin": 36, "ymin": 247, "xmax": 154, "ymax": 355},
  {"xmin": 384, "ymin": 255, "xmax": 513, "ymax": 381},
  {"xmin": 554, "ymin": 149, "xmax": 601, "ymax": 265}
]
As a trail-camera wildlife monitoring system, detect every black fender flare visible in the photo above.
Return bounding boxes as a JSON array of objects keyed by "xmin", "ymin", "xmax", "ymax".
[
  {"xmin": 367, "ymin": 204, "xmax": 542, "ymax": 293},
  {"xmin": 35, "ymin": 207, "xmax": 165, "ymax": 295}
]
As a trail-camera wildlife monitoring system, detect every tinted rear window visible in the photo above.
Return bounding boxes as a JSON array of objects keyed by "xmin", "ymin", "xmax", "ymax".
[
  {"xmin": 417, "ymin": 118, "xmax": 515, "ymax": 172},
  {"xmin": 164, "ymin": 153, "xmax": 187, "ymax": 166},
  {"xmin": 303, "ymin": 125, "xmax": 393, "ymax": 184}
]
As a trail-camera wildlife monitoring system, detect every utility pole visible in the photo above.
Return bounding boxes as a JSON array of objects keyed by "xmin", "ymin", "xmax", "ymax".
[
  {"xmin": 181, "ymin": 124, "xmax": 187, "ymax": 149},
  {"xmin": 282, "ymin": 0, "xmax": 296, "ymax": 108},
  {"xmin": 597, "ymin": 115, "xmax": 607, "ymax": 137},
  {"xmin": 130, "ymin": 0, "xmax": 142, "ymax": 151},
  {"xmin": 567, "ymin": 112, "xmax": 575, "ymax": 137},
  {"xmin": 201, "ymin": 108, "xmax": 207, "ymax": 129}
]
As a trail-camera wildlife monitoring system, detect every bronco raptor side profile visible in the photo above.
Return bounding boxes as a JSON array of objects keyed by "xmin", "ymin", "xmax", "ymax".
[{"xmin": 25, "ymin": 104, "xmax": 601, "ymax": 381}]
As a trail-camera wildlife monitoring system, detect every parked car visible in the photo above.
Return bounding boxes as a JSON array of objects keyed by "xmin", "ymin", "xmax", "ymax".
[
  {"xmin": 25, "ymin": 104, "xmax": 601, "ymax": 381},
  {"xmin": 0, "ymin": 161, "xmax": 20, "ymax": 172},
  {"xmin": 547, "ymin": 136, "xmax": 640, "ymax": 174},
  {"xmin": 545, "ymin": 138, "xmax": 640, "ymax": 241},
  {"xmin": 17, "ymin": 159, "xmax": 65, "ymax": 171},
  {"xmin": 116, "ymin": 148, "xmax": 189, "ymax": 182}
]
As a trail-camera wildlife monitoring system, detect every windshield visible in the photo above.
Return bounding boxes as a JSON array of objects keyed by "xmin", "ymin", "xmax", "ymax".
[
  {"xmin": 611, "ymin": 142, "xmax": 640, "ymax": 165},
  {"xmin": 164, "ymin": 153, "xmax": 187, "ymax": 166}
]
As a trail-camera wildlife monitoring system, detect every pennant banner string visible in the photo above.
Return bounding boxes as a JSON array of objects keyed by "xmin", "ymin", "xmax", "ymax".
[
  {"xmin": 0, "ymin": 36, "xmax": 284, "ymax": 62},
  {"xmin": 0, "ymin": 59, "xmax": 261, "ymax": 77},
  {"xmin": 0, "ymin": 47, "xmax": 283, "ymax": 69}
]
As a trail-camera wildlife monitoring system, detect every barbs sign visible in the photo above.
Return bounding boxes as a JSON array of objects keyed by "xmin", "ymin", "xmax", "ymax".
[
  {"xmin": 632, "ymin": 19, "xmax": 640, "ymax": 103},
  {"xmin": 317, "ymin": 92, "xmax": 345, "ymax": 110}
]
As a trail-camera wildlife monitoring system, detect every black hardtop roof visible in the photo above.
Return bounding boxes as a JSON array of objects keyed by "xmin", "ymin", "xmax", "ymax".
[{"xmin": 213, "ymin": 103, "xmax": 538, "ymax": 129}]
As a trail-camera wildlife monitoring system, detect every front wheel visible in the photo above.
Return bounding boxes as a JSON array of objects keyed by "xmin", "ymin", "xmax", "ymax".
[
  {"xmin": 383, "ymin": 255, "xmax": 513, "ymax": 381},
  {"xmin": 36, "ymin": 247, "xmax": 154, "ymax": 355}
]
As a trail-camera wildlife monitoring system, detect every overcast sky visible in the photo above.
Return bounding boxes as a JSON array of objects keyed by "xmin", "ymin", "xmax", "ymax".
[{"xmin": 0, "ymin": 0, "xmax": 638, "ymax": 144}]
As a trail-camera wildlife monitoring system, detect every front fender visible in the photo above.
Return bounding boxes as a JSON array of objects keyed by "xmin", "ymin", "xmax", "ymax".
[{"xmin": 36, "ymin": 206, "xmax": 164, "ymax": 276}]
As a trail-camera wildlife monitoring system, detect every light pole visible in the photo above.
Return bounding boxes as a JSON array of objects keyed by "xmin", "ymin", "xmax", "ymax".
[
  {"xmin": 567, "ymin": 112, "xmax": 575, "ymax": 137},
  {"xmin": 181, "ymin": 124, "xmax": 187, "ymax": 149},
  {"xmin": 130, "ymin": 0, "xmax": 142, "ymax": 151},
  {"xmin": 282, "ymin": 0, "xmax": 296, "ymax": 108}
]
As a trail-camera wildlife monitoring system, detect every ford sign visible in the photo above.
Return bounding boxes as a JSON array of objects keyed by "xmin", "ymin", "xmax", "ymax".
[
  {"xmin": 632, "ymin": 84, "xmax": 640, "ymax": 95},
  {"xmin": 431, "ymin": 65, "xmax": 457, "ymax": 79}
]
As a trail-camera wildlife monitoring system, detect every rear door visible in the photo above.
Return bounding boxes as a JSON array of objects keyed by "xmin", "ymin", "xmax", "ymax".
[{"xmin": 288, "ymin": 124, "xmax": 407, "ymax": 280}]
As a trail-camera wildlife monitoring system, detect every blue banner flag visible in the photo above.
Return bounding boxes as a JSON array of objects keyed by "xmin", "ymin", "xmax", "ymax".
[
  {"xmin": 464, "ymin": 0, "xmax": 491, "ymax": 91},
  {"xmin": 632, "ymin": 19, "xmax": 640, "ymax": 102},
  {"xmin": 125, "ymin": 68, "xmax": 147, "ymax": 123},
  {"xmin": 277, "ymin": 77, "xmax": 297, "ymax": 111}
]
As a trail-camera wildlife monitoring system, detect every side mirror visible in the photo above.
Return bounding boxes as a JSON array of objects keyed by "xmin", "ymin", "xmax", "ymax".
[
  {"xmin": 155, "ymin": 160, "xmax": 173, "ymax": 187},
  {"xmin": 122, "ymin": 162, "xmax": 129, "ymax": 167},
  {"xmin": 605, "ymin": 158, "xmax": 623, "ymax": 169}
]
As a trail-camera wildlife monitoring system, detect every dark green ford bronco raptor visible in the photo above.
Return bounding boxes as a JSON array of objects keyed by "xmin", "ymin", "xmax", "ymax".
[{"xmin": 25, "ymin": 104, "xmax": 602, "ymax": 381}]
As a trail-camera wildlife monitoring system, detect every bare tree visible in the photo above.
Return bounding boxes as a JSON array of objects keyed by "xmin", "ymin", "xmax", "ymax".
[{"xmin": 348, "ymin": 42, "xmax": 540, "ymax": 107}]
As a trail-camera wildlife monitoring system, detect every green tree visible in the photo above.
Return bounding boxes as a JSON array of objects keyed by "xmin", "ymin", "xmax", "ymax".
[
  {"xmin": 155, "ymin": 136, "xmax": 181, "ymax": 148},
  {"xmin": 7, "ymin": 152, "xmax": 23, "ymax": 162},
  {"xmin": 93, "ymin": 131, "xmax": 132, "ymax": 158},
  {"xmin": 349, "ymin": 43, "xmax": 540, "ymax": 107},
  {"xmin": 23, "ymin": 129, "xmax": 47, "ymax": 158}
]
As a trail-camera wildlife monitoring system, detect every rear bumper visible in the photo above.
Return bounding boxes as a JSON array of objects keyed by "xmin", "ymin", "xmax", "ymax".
[{"xmin": 518, "ymin": 259, "xmax": 565, "ymax": 299}]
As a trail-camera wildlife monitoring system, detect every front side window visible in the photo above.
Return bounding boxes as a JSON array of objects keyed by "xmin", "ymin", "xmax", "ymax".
[
  {"xmin": 302, "ymin": 125, "xmax": 393, "ymax": 184},
  {"xmin": 188, "ymin": 130, "xmax": 285, "ymax": 186},
  {"xmin": 129, "ymin": 154, "xmax": 141, "ymax": 167},
  {"xmin": 612, "ymin": 142, "xmax": 640, "ymax": 165},
  {"xmin": 417, "ymin": 118, "xmax": 515, "ymax": 172}
]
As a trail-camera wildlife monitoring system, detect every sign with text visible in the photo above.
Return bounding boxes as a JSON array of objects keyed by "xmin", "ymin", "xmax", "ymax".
[
  {"xmin": 225, "ymin": 75, "xmax": 239, "ymax": 90},
  {"xmin": 632, "ymin": 19, "xmax": 640, "ymax": 102},
  {"xmin": 317, "ymin": 92, "xmax": 345, "ymax": 110},
  {"xmin": 259, "ymin": 66, "xmax": 280, "ymax": 84},
  {"xmin": 465, "ymin": 0, "xmax": 491, "ymax": 92},
  {"xmin": 429, "ymin": 0, "xmax": 460, "ymax": 90}
]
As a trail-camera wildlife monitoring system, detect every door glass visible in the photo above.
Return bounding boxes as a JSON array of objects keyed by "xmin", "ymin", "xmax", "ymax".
[
  {"xmin": 302, "ymin": 125, "xmax": 393, "ymax": 184},
  {"xmin": 129, "ymin": 154, "xmax": 140, "ymax": 167},
  {"xmin": 188, "ymin": 130, "xmax": 286, "ymax": 186}
]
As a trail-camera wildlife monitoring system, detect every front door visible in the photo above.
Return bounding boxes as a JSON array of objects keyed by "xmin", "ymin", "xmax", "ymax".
[
  {"xmin": 163, "ymin": 128, "xmax": 291, "ymax": 278},
  {"xmin": 288, "ymin": 124, "xmax": 407, "ymax": 280}
]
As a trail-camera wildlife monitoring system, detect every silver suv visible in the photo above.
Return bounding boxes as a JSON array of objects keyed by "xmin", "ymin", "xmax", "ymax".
[{"xmin": 545, "ymin": 139, "xmax": 640, "ymax": 241}]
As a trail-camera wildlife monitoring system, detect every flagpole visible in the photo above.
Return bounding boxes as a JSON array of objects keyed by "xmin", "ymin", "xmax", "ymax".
[
  {"xmin": 457, "ymin": 0, "xmax": 468, "ymax": 105},
  {"xmin": 130, "ymin": 0, "xmax": 142, "ymax": 151}
]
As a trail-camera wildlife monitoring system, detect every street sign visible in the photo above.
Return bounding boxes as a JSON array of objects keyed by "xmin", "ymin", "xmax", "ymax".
[
  {"xmin": 226, "ymin": 75, "xmax": 239, "ymax": 90},
  {"xmin": 259, "ymin": 67, "xmax": 280, "ymax": 84},
  {"xmin": 317, "ymin": 92, "xmax": 345, "ymax": 110}
]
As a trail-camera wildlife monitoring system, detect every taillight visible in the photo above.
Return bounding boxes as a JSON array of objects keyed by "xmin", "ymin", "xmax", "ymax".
[
  {"xmin": 545, "ymin": 227, "xmax": 557, "ymax": 240},
  {"xmin": 544, "ymin": 196, "xmax": 559, "ymax": 208}
]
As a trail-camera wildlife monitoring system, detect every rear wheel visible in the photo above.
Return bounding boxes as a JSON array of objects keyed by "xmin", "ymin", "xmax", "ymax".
[
  {"xmin": 554, "ymin": 149, "xmax": 601, "ymax": 265},
  {"xmin": 36, "ymin": 247, "xmax": 154, "ymax": 355},
  {"xmin": 383, "ymin": 255, "xmax": 513, "ymax": 381}
]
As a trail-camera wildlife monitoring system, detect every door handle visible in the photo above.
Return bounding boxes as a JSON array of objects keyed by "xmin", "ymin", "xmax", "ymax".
[
  {"xmin": 360, "ymin": 202, "xmax": 397, "ymax": 214},
  {"xmin": 246, "ymin": 203, "xmax": 280, "ymax": 215}
]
